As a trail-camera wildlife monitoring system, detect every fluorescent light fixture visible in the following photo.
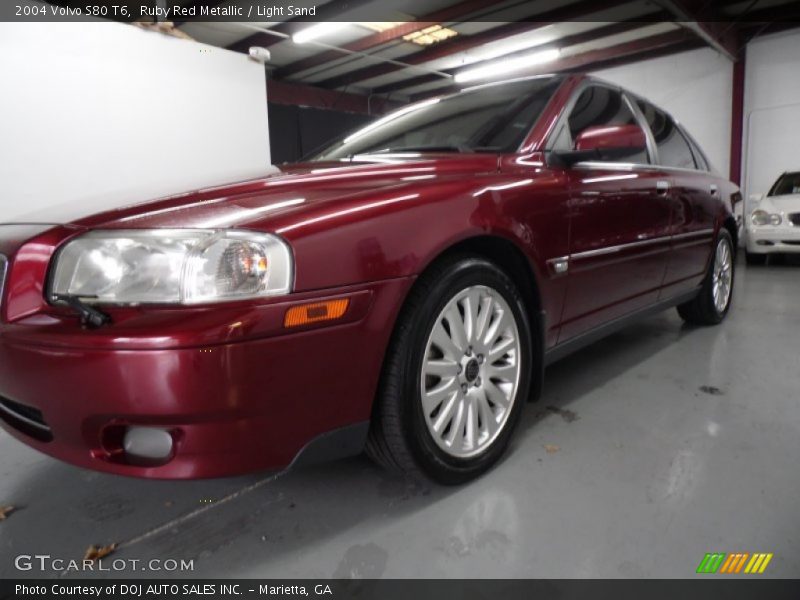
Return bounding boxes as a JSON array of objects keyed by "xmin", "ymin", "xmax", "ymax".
[
  {"xmin": 454, "ymin": 48, "xmax": 561, "ymax": 84},
  {"xmin": 293, "ymin": 23, "xmax": 351, "ymax": 44},
  {"xmin": 479, "ymin": 36, "xmax": 556, "ymax": 62},
  {"xmin": 447, "ymin": 25, "xmax": 559, "ymax": 69}
]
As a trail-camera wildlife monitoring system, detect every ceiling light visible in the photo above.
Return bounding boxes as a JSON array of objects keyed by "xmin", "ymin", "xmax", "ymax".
[
  {"xmin": 293, "ymin": 23, "xmax": 351, "ymax": 44},
  {"xmin": 403, "ymin": 25, "xmax": 458, "ymax": 46},
  {"xmin": 454, "ymin": 48, "xmax": 561, "ymax": 84}
]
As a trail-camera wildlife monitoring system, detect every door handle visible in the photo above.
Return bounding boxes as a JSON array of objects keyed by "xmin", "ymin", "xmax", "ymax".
[
  {"xmin": 656, "ymin": 180, "xmax": 670, "ymax": 195},
  {"xmin": 710, "ymin": 184, "xmax": 719, "ymax": 195}
]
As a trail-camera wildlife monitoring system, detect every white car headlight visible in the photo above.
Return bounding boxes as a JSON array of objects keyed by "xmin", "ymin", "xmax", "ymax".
[
  {"xmin": 751, "ymin": 210, "xmax": 782, "ymax": 227},
  {"xmin": 50, "ymin": 230, "xmax": 293, "ymax": 305},
  {"xmin": 751, "ymin": 210, "xmax": 769, "ymax": 226}
]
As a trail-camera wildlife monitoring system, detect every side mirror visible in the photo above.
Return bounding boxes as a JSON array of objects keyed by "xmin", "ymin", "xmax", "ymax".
[
  {"xmin": 552, "ymin": 124, "xmax": 648, "ymax": 167},
  {"xmin": 748, "ymin": 193, "xmax": 763, "ymax": 204}
]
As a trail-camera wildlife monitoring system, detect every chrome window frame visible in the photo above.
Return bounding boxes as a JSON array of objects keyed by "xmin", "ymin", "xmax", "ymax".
[
  {"xmin": 626, "ymin": 91, "xmax": 716, "ymax": 174},
  {"xmin": 543, "ymin": 79, "xmax": 658, "ymax": 168},
  {"xmin": 543, "ymin": 77, "xmax": 716, "ymax": 175}
]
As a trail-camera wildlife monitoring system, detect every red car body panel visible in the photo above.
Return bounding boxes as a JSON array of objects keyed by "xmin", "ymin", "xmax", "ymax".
[{"xmin": 0, "ymin": 75, "xmax": 739, "ymax": 478}]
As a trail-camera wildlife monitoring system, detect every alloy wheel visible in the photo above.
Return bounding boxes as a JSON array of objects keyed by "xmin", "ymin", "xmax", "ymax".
[
  {"xmin": 419, "ymin": 285, "xmax": 522, "ymax": 459},
  {"xmin": 712, "ymin": 237, "xmax": 733, "ymax": 313}
]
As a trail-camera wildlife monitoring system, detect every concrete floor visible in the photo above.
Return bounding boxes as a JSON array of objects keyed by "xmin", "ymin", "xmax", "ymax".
[{"xmin": 1, "ymin": 256, "xmax": 799, "ymax": 579}]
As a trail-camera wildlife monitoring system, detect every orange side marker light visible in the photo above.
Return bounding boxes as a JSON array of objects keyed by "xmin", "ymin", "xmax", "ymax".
[{"xmin": 284, "ymin": 298, "xmax": 350, "ymax": 328}]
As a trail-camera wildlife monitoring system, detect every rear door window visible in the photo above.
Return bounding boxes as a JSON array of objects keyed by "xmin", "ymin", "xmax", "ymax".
[{"xmin": 636, "ymin": 100, "xmax": 696, "ymax": 170}]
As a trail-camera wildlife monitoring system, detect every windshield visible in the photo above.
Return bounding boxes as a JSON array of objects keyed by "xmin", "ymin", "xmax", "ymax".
[
  {"xmin": 309, "ymin": 77, "xmax": 562, "ymax": 161},
  {"xmin": 768, "ymin": 172, "xmax": 800, "ymax": 196}
]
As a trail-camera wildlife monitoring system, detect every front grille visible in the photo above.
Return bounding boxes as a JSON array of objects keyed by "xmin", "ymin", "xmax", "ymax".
[
  {"xmin": 789, "ymin": 213, "xmax": 800, "ymax": 227},
  {"xmin": 0, "ymin": 396, "xmax": 53, "ymax": 442}
]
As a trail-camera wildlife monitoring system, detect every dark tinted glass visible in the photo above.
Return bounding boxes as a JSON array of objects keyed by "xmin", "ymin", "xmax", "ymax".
[
  {"xmin": 310, "ymin": 77, "xmax": 561, "ymax": 161},
  {"xmin": 637, "ymin": 100, "xmax": 696, "ymax": 169},
  {"xmin": 565, "ymin": 86, "xmax": 648, "ymax": 163},
  {"xmin": 768, "ymin": 172, "xmax": 800, "ymax": 196}
]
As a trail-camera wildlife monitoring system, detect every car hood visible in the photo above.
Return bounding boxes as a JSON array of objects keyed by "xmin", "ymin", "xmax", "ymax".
[
  {"xmin": 8, "ymin": 156, "xmax": 501, "ymax": 232},
  {"xmin": 757, "ymin": 194, "xmax": 800, "ymax": 213}
]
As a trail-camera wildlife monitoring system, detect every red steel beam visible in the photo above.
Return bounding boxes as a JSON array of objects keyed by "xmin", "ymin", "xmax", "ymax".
[
  {"xmin": 740, "ymin": 21, "xmax": 800, "ymax": 41},
  {"xmin": 742, "ymin": 0, "xmax": 800, "ymax": 21},
  {"xmin": 729, "ymin": 55, "xmax": 745, "ymax": 185},
  {"xmin": 563, "ymin": 38, "xmax": 703, "ymax": 73},
  {"xmin": 312, "ymin": 0, "xmax": 632, "ymax": 89},
  {"xmin": 653, "ymin": 0, "xmax": 739, "ymax": 60},
  {"xmin": 737, "ymin": 1, "xmax": 800, "ymax": 41}
]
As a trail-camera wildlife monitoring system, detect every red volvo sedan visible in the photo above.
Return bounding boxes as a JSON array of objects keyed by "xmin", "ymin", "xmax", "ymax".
[{"xmin": 0, "ymin": 74, "xmax": 738, "ymax": 483}]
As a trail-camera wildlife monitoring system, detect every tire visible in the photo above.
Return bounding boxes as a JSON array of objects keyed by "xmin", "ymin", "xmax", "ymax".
[
  {"xmin": 745, "ymin": 251, "xmax": 766, "ymax": 266},
  {"xmin": 366, "ymin": 255, "xmax": 533, "ymax": 485},
  {"xmin": 677, "ymin": 230, "xmax": 735, "ymax": 325}
]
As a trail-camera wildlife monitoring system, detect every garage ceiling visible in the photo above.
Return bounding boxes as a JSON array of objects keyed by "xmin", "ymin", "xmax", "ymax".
[{"xmin": 175, "ymin": 0, "xmax": 800, "ymax": 107}]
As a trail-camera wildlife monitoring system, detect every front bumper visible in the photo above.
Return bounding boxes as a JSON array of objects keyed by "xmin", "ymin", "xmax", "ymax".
[
  {"xmin": 0, "ymin": 278, "xmax": 411, "ymax": 478},
  {"xmin": 745, "ymin": 226, "xmax": 800, "ymax": 254}
]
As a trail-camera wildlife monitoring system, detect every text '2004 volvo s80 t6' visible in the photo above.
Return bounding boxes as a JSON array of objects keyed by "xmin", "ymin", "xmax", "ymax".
[{"xmin": 0, "ymin": 74, "xmax": 739, "ymax": 484}]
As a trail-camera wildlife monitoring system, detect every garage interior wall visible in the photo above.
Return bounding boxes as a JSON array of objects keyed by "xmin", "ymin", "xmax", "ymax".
[
  {"xmin": 742, "ymin": 28, "xmax": 800, "ymax": 209},
  {"xmin": 593, "ymin": 47, "xmax": 734, "ymax": 178},
  {"xmin": 0, "ymin": 23, "xmax": 271, "ymax": 223},
  {"xmin": 268, "ymin": 104, "xmax": 373, "ymax": 164}
]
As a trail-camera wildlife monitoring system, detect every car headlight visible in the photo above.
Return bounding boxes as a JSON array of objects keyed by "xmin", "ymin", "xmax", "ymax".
[
  {"xmin": 50, "ymin": 230, "xmax": 293, "ymax": 305},
  {"xmin": 751, "ymin": 210, "xmax": 782, "ymax": 227},
  {"xmin": 751, "ymin": 210, "xmax": 769, "ymax": 226}
]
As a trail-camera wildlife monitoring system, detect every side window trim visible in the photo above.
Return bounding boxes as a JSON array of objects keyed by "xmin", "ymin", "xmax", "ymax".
[
  {"xmin": 680, "ymin": 125, "xmax": 712, "ymax": 173},
  {"xmin": 632, "ymin": 94, "xmax": 700, "ymax": 172},
  {"xmin": 544, "ymin": 81, "xmax": 654, "ymax": 167},
  {"xmin": 624, "ymin": 91, "xmax": 658, "ymax": 166}
]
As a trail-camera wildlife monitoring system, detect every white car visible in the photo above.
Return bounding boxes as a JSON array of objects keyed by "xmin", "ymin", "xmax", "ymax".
[{"xmin": 746, "ymin": 171, "xmax": 800, "ymax": 264}]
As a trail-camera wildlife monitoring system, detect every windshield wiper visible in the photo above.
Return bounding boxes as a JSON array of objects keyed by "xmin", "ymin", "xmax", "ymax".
[
  {"xmin": 348, "ymin": 144, "xmax": 501, "ymax": 159},
  {"xmin": 354, "ymin": 145, "xmax": 470, "ymax": 155},
  {"xmin": 53, "ymin": 294, "xmax": 112, "ymax": 329}
]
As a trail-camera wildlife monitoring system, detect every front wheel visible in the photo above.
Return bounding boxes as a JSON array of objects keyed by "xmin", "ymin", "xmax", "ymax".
[
  {"xmin": 677, "ymin": 230, "xmax": 735, "ymax": 325},
  {"xmin": 366, "ymin": 256, "xmax": 533, "ymax": 485}
]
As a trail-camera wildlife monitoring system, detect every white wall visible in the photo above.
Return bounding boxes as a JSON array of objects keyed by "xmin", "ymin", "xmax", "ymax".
[
  {"xmin": 593, "ymin": 47, "xmax": 733, "ymax": 177},
  {"xmin": 0, "ymin": 22, "xmax": 271, "ymax": 224},
  {"xmin": 742, "ymin": 29, "xmax": 800, "ymax": 205}
]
